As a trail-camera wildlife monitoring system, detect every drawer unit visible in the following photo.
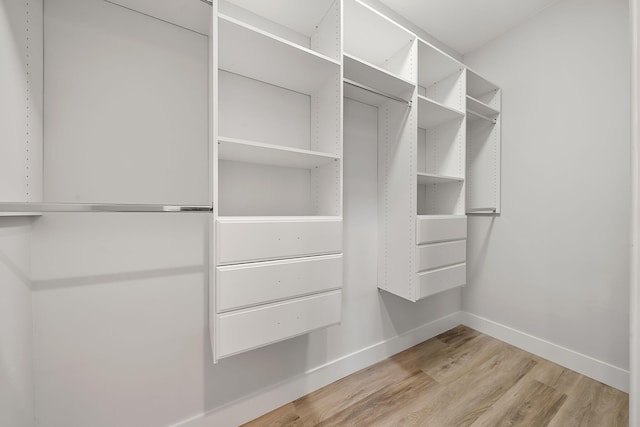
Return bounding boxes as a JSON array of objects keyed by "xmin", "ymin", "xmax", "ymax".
[
  {"xmin": 216, "ymin": 254, "xmax": 343, "ymax": 312},
  {"xmin": 417, "ymin": 263, "xmax": 466, "ymax": 299},
  {"xmin": 416, "ymin": 215, "xmax": 467, "ymax": 244},
  {"xmin": 216, "ymin": 217, "xmax": 342, "ymax": 265},
  {"xmin": 416, "ymin": 240, "xmax": 466, "ymax": 272},
  {"xmin": 216, "ymin": 290, "xmax": 342, "ymax": 358}
]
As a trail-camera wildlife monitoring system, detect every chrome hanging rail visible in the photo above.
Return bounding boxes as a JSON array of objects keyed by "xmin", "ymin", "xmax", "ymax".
[{"xmin": 0, "ymin": 202, "xmax": 212, "ymax": 214}]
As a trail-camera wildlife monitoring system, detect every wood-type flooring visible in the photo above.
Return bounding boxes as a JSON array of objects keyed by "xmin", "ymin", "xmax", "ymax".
[{"xmin": 243, "ymin": 325, "xmax": 628, "ymax": 427}]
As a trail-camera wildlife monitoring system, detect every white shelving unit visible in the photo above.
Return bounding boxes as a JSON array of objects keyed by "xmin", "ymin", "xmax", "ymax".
[
  {"xmin": 466, "ymin": 69, "xmax": 502, "ymax": 214},
  {"xmin": 2, "ymin": 0, "xmax": 503, "ymax": 365},
  {"xmin": 213, "ymin": 0, "xmax": 344, "ymax": 362},
  {"xmin": 377, "ymin": 33, "xmax": 469, "ymax": 302}
]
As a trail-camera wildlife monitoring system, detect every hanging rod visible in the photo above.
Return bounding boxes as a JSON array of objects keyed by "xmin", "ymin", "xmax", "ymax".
[
  {"xmin": 343, "ymin": 79, "xmax": 412, "ymax": 106},
  {"xmin": 0, "ymin": 202, "xmax": 213, "ymax": 214},
  {"xmin": 200, "ymin": 0, "xmax": 213, "ymax": 5},
  {"xmin": 466, "ymin": 207, "xmax": 497, "ymax": 214},
  {"xmin": 467, "ymin": 109, "xmax": 497, "ymax": 124}
]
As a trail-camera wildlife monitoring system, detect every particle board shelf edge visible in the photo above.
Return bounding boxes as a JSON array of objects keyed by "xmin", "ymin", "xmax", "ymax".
[
  {"xmin": 417, "ymin": 173, "xmax": 464, "ymax": 185},
  {"xmin": 218, "ymin": 136, "xmax": 339, "ymax": 169},
  {"xmin": 218, "ymin": 13, "xmax": 341, "ymax": 95}
]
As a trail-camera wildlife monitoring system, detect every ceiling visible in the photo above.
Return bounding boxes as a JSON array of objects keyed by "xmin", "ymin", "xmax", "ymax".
[{"xmin": 376, "ymin": 0, "xmax": 564, "ymax": 54}]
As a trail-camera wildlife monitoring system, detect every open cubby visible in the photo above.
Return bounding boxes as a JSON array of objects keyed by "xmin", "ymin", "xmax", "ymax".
[
  {"xmin": 218, "ymin": 159, "xmax": 340, "ymax": 217},
  {"xmin": 418, "ymin": 41, "xmax": 465, "ymax": 112},
  {"xmin": 220, "ymin": 0, "xmax": 341, "ymax": 61},
  {"xmin": 467, "ymin": 68, "xmax": 501, "ymax": 111},
  {"xmin": 343, "ymin": 0, "xmax": 416, "ymax": 85},
  {"xmin": 417, "ymin": 181, "xmax": 465, "ymax": 215}
]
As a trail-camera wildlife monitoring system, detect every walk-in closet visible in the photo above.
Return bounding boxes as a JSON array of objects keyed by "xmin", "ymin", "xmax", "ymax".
[{"xmin": 1, "ymin": 0, "xmax": 637, "ymax": 425}]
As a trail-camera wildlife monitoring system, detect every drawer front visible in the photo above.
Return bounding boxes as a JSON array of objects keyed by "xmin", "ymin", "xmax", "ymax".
[
  {"xmin": 217, "ymin": 218, "xmax": 342, "ymax": 265},
  {"xmin": 216, "ymin": 254, "xmax": 343, "ymax": 312},
  {"xmin": 416, "ymin": 216, "xmax": 467, "ymax": 244},
  {"xmin": 417, "ymin": 263, "xmax": 466, "ymax": 299},
  {"xmin": 216, "ymin": 290, "xmax": 342, "ymax": 358},
  {"xmin": 417, "ymin": 240, "xmax": 466, "ymax": 272}
]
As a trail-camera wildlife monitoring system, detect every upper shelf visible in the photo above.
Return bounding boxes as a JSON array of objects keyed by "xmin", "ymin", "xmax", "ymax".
[
  {"xmin": 218, "ymin": 14, "xmax": 340, "ymax": 94},
  {"xmin": 218, "ymin": 136, "xmax": 339, "ymax": 169},
  {"xmin": 343, "ymin": 0, "xmax": 415, "ymax": 81},
  {"xmin": 417, "ymin": 173, "xmax": 464, "ymax": 185},
  {"xmin": 467, "ymin": 69, "xmax": 500, "ymax": 98},
  {"xmin": 222, "ymin": 0, "xmax": 337, "ymax": 39},
  {"xmin": 343, "ymin": 54, "xmax": 415, "ymax": 103},
  {"xmin": 417, "ymin": 95, "xmax": 464, "ymax": 130},
  {"xmin": 467, "ymin": 95, "xmax": 499, "ymax": 117},
  {"xmin": 418, "ymin": 40, "xmax": 464, "ymax": 89}
]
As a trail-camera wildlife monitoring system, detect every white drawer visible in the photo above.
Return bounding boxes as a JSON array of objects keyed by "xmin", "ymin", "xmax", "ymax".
[
  {"xmin": 417, "ymin": 263, "xmax": 466, "ymax": 299},
  {"xmin": 216, "ymin": 254, "xmax": 343, "ymax": 312},
  {"xmin": 217, "ymin": 217, "xmax": 342, "ymax": 265},
  {"xmin": 216, "ymin": 290, "xmax": 342, "ymax": 359},
  {"xmin": 417, "ymin": 240, "xmax": 466, "ymax": 272},
  {"xmin": 416, "ymin": 215, "xmax": 467, "ymax": 244}
]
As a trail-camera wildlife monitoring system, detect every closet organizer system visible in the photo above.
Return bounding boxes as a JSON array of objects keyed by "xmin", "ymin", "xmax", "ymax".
[{"xmin": 1, "ymin": 0, "xmax": 501, "ymax": 362}]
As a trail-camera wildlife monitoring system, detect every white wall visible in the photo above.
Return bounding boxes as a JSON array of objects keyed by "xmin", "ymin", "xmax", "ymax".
[
  {"xmin": 464, "ymin": 0, "xmax": 630, "ymax": 372},
  {"xmin": 30, "ymin": 1, "xmax": 462, "ymax": 425},
  {"xmin": 0, "ymin": 218, "xmax": 35, "ymax": 427}
]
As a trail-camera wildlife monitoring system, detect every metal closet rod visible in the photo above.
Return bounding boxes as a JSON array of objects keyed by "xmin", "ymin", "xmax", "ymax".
[
  {"xmin": 200, "ymin": 0, "xmax": 213, "ymax": 5},
  {"xmin": 344, "ymin": 79, "xmax": 412, "ymax": 106},
  {"xmin": 467, "ymin": 207, "xmax": 497, "ymax": 214},
  {"xmin": 0, "ymin": 202, "xmax": 212, "ymax": 213}
]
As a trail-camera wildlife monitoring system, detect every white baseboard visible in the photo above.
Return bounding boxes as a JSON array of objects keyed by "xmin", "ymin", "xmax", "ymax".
[
  {"xmin": 176, "ymin": 310, "xmax": 629, "ymax": 427},
  {"xmin": 175, "ymin": 311, "xmax": 464, "ymax": 427},
  {"xmin": 461, "ymin": 312, "xmax": 630, "ymax": 392}
]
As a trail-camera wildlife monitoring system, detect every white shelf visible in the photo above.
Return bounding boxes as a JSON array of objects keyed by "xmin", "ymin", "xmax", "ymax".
[
  {"xmin": 418, "ymin": 40, "xmax": 464, "ymax": 88},
  {"xmin": 417, "ymin": 95, "xmax": 465, "ymax": 129},
  {"xmin": 218, "ymin": 14, "xmax": 340, "ymax": 94},
  {"xmin": 343, "ymin": 54, "xmax": 415, "ymax": 103},
  {"xmin": 218, "ymin": 137, "xmax": 339, "ymax": 169},
  {"xmin": 343, "ymin": 0, "xmax": 414, "ymax": 73},
  {"xmin": 467, "ymin": 68, "xmax": 499, "ymax": 98},
  {"xmin": 467, "ymin": 95, "xmax": 499, "ymax": 117},
  {"xmin": 417, "ymin": 173, "xmax": 464, "ymax": 185}
]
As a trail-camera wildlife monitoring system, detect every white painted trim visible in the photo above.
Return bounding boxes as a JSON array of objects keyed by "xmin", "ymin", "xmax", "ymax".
[
  {"xmin": 174, "ymin": 311, "xmax": 464, "ymax": 427},
  {"xmin": 461, "ymin": 312, "xmax": 630, "ymax": 393}
]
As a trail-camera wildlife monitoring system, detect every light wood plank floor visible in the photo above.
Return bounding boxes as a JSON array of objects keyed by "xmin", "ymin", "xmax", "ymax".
[{"xmin": 243, "ymin": 326, "xmax": 628, "ymax": 427}]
